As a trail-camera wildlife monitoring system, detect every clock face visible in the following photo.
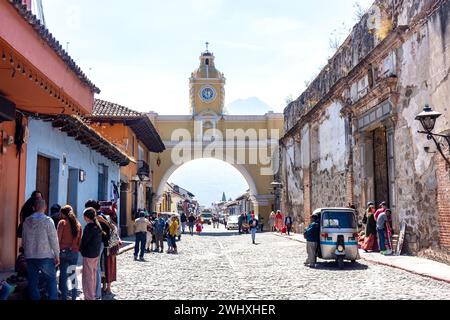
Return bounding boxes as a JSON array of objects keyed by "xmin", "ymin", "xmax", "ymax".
[{"xmin": 200, "ymin": 86, "xmax": 216, "ymax": 103}]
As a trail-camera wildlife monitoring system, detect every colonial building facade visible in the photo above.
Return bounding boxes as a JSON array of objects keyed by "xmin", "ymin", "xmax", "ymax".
[
  {"xmin": 280, "ymin": 0, "xmax": 450, "ymax": 255},
  {"xmin": 88, "ymin": 99, "xmax": 165, "ymax": 236}
]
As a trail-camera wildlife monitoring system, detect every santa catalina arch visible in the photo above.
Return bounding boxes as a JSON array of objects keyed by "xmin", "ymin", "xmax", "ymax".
[{"xmin": 149, "ymin": 47, "xmax": 284, "ymax": 219}]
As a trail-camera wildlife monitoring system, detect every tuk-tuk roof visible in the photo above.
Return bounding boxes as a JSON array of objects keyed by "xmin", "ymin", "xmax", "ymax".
[{"xmin": 312, "ymin": 207, "xmax": 356, "ymax": 215}]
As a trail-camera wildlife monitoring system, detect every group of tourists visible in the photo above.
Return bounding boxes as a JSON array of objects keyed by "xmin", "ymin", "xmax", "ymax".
[
  {"xmin": 360, "ymin": 201, "xmax": 394, "ymax": 255},
  {"xmin": 14, "ymin": 190, "xmax": 121, "ymax": 300},
  {"xmin": 268, "ymin": 210, "xmax": 294, "ymax": 235},
  {"xmin": 134, "ymin": 212, "xmax": 180, "ymax": 260}
]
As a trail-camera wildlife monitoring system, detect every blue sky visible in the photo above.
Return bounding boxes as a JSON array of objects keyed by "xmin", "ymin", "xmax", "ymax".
[{"xmin": 42, "ymin": 0, "xmax": 374, "ymax": 206}]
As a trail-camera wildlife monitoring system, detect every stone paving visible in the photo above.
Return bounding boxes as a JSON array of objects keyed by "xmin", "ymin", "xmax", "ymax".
[{"xmin": 109, "ymin": 225, "xmax": 450, "ymax": 300}]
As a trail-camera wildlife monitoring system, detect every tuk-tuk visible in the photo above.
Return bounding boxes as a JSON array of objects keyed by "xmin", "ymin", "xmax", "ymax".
[{"xmin": 314, "ymin": 207, "xmax": 360, "ymax": 269}]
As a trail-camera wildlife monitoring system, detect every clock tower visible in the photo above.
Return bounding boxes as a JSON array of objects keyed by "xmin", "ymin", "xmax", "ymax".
[{"xmin": 189, "ymin": 44, "xmax": 226, "ymax": 115}]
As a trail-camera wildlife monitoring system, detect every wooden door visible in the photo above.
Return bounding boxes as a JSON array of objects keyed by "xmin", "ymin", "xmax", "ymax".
[
  {"xmin": 373, "ymin": 127, "xmax": 389, "ymax": 206},
  {"xmin": 36, "ymin": 155, "xmax": 50, "ymax": 208}
]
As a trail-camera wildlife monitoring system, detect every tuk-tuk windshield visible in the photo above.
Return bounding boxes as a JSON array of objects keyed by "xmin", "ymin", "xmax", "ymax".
[{"xmin": 322, "ymin": 211, "xmax": 356, "ymax": 229}]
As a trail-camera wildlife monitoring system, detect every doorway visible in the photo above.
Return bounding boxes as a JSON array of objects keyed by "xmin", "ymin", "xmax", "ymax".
[
  {"xmin": 120, "ymin": 181, "xmax": 128, "ymax": 237},
  {"xmin": 372, "ymin": 127, "xmax": 390, "ymax": 206},
  {"xmin": 36, "ymin": 155, "xmax": 50, "ymax": 210},
  {"xmin": 67, "ymin": 168, "xmax": 79, "ymax": 215}
]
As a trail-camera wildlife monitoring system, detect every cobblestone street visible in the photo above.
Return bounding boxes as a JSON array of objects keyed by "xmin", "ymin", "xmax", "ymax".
[{"xmin": 110, "ymin": 225, "xmax": 450, "ymax": 300}]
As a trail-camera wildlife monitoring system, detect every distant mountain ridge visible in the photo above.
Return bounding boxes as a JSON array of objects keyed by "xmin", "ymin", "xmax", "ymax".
[{"xmin": 225, "ymin": 97, "xmax": 273, "ymax": 115}]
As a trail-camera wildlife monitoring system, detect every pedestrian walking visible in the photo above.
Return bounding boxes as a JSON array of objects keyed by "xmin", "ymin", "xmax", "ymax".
[
  {"xmin": 145, "ymin": 213, "xmax": 154, "ymax": 253},
  {"xmin": 80, "ymin": 208, "xmax": 103, "ymax": 301},
  {"xmin": 17, "ymin": 190, "xmax": 43, "ymax": 238},
  {"xmin": 304, "ymin": 214, "xmax": 320, "ymax": 268},
  {"xmin": 238, "ymin": 213, "xmax": 245, "ymax": 234},
  {"xmin": 153, "ymin": 213, "xmax": 166, "ymax": 253},
  {"xmin": 196, "ymin": 216, "xmax": 203, "ymax": 234},
  {"xmin": 188, "ymin": 213, "xmax": 196, "ymax": 236},
  {"xmin": 361, "ymin": 202, "xmax": 379, "ymax": 252},
  {"xmin": 167, "ymin": 216, "xmax": 179, "ymax": 254},
  {"xmin": 285, "ymin": 215, "xmax": 293, "ymax": 235},
  {"xmin": 259, "ymin": 216, "xmax": 264, "ymax": 232},
  {"xmin": 212, "ymin": 214, "xmax": 219, "ymax": 228},
  {"xmin": 22, "ymin": 198, "xmax": 60, "ymax": 300},
  {"xmin": 268, "ymin": 211, "xmax": 276, "ymax": 232},
  {"xmin": 248, "ymin": 214, "xmax": 259, "ymax": 244},
  {"xmin": 275, "ymin": 210, "xmax": 283, "ymax": 232},
  {"xmin": 180, "ymin": 212, "xmax": 187, "ymax": 234},
  {"xmin": 134, "ymin": 211, "xmax": 151, "ymax": 261},
  {"xmin": 57, "ymin": 205, "xmax": 82, "ymax": 301}
]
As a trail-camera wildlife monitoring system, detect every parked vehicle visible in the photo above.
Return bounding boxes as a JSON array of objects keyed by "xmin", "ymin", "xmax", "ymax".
[
  {"xmin": 314, "ymin": 207, "xmax": 360, "ymax": 269},
  {"xmin": 226, "ymin": 215, "xmax": 239, "ymax": 230},
  {"xmin": 201, "ymin": 210, "xmax": 213, "ymax": 225}
]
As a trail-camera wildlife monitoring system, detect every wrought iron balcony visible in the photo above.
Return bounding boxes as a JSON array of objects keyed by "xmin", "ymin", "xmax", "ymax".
[{"xmin": 137, "ymin": 160, "xmax": 150, "ymax": 178}]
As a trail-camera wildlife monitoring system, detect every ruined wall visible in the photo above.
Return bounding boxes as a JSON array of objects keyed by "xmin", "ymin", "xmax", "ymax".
[
  {"xmin": 310, "ymin": 102, "xmax": 348, "ymax": 209},
  {"xmin": 281, "ymin": 0, "xmax": 450, "ymax": 253},
  {"xmin": 280, "ymin": 136, "xmax": 304, "ymax": 223},
  {"xmin": 395, "ymin": 0, "xmax": 450, "ymax": 251}
]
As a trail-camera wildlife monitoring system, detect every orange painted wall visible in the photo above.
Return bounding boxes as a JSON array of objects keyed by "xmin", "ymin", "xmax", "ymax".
[
  {"xmin": 0, "ymin": 119, "xmax": 27, "ymax": 271},
  {"xmin": 90, "ymin": 123, "xmax": 152, "ymax": 235},
  {"xmin": 0, "ymin": 1, "xmax": 94, "ymax": 113}
]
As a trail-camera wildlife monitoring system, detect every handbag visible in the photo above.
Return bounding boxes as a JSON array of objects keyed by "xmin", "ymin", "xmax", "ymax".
[
  {"xmin": 107, "ymin": 244, "xmax": 120, "ymax": 256},
  {"xmin": 107, "ymin": 223, "xmax": 121, "ymax": 250}
]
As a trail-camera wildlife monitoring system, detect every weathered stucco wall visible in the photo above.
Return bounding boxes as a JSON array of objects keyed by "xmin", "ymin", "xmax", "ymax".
[
  {"xmin": 280, "ymin": 136, "xmax": 304, "ymax": 223},
  {"xmin": 394, "ymin": 1, "xmax": 450, "ymax": 250},
  {"xmin": 281, "ymin": 0, "xmax": 450, "ymax": 254}
]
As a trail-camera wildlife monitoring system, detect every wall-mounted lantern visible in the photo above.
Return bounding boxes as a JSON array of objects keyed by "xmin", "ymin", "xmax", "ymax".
[
  {"xmin": 79, "ymin": 169, "xmax": 86, "ymax": 182},
  {"xmin": 415, "ymin": 105, "xmax": 450, "ymax": 166}
]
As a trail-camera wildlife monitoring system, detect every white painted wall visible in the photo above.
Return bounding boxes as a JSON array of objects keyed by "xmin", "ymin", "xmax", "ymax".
[
  {"xmin": 25, "ymin": 119, "xmax": 121, "ymax": 226},
  {"xmin": 318, "ymin": 101, "xmax": 346, "ymax": 172}
]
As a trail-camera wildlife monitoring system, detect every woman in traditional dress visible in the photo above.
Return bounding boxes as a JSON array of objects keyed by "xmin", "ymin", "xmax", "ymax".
[
  {"xmin": 275, "ymin": 210, "xmax": 283, "ymax": 232},
  {"xmin": 361, "ymin": 202, "xmax": 379, "ymax": 252},
  {"xmin": 268, "ymin": 212, "xmax": 276, "ymax": 232},
  {"xmin": 100, "ymin": 204, "xmax": 121, "ymax": 297}
]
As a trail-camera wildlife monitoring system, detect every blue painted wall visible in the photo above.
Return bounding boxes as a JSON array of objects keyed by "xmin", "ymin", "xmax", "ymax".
[{"xmin": 25, "ymin": 118, "xmax": 121, "ymax": 226}]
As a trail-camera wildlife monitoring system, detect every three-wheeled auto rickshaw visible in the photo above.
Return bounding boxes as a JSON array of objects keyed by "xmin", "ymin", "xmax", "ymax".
[{"xmin": 314, "ymin": 207, "xmax": 360, "ymax": 269}]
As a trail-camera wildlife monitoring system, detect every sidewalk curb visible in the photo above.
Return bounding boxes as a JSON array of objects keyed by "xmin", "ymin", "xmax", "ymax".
[
  {"xmin": 358, "ymin": 256, "xmax": 450, "ymax": 284},
  {"xmin": 118, "ymin": 243, "xmax": 135, "ymax": 255},
  {"xmin": 273, "ymin": 233, "xmax": 450, "ymax": 285}
]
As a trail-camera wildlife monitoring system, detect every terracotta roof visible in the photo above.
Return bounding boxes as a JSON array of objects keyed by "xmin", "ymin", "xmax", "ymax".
[
  {"xmin": 36, "ymin": 114, "xmax": 131, "ymax": 166},
  {"xmin": 7, "ymin": 0, "xmax": 100, "ymax": 94},
  {"xmin": 89, "ymin": 99, "xmax": 166, "ymax": 153},
  {"xmin": 93, "ymin": 99, "xmax": 142, "ymax": 118}
]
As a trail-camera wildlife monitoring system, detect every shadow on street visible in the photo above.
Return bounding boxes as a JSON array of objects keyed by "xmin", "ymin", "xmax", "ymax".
[{"xmin": 313, "ymin": 260, "xmax": 369, "ymax": 271}]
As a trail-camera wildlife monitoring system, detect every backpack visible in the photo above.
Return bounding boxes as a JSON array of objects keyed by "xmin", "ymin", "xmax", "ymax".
[{"xmin": 154, "ymin": 218, "xmax": 166, "ymax": 234}]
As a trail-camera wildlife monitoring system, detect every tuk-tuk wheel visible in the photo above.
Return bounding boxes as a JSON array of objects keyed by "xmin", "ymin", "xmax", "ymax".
[{"xmin": 337, "ymin": 256, "xmax": 344, "ymax": 269}]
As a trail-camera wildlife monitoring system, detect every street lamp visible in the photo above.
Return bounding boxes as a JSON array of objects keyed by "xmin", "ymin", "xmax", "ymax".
[
  {"xmin": 270, "ymin": 181, "xmax": 283, "ymax": 212},
  {"xmin": 415, "ymin": 105, "xmax": 450, "ymax": 166}
]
